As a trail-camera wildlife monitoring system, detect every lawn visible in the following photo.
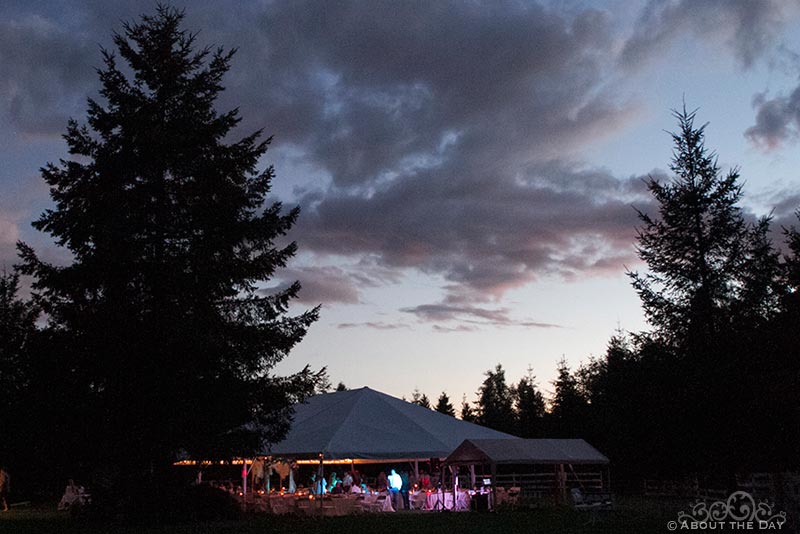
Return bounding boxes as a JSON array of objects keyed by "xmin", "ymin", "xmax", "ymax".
[{"xmin": 0, "ymin": 497, "xmax": 683, "ymax": 534}]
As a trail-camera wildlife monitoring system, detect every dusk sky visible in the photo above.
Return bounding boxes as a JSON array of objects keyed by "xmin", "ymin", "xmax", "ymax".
[{"xmin": 3, "ymin": 1, "xmax": 800, "ymax": 405}]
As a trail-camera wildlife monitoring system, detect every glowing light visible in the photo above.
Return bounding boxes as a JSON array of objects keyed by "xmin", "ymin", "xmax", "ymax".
[
  {"xmin": 388, "ymin": 470, "xmax": 402, "ymax": 491},
  {"xmin": 295, "ymin": 458, "xmax": 354, "ymax": 465}
]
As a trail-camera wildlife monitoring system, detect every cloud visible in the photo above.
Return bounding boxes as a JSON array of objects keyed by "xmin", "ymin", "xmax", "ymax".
[
  {"xmin": 401, "ymin": 302, "xmax": 562, "ymax": 329},
  {"xmin": 337, "ymin": 321, "xmax": 411, "ymax": 330},
  {"xmin": 432, "ymin": 324, "xmax": 479, "ymax": 333},
  {"xmin": 755, "ymin": 190, "xmax": 800, "ymax": 244},
  {"xmin": 197, "ymin": 0, "xmax": 635, "ymax": 189},
  {"xmin": 197, "ymin": 0, "xmax": 649, "ymax": 302},
  {"xmin": 270, "ymin": 259, "xmax": 409, "ymax": 305},
  {"xmin": 296, "ymin": 162, "xmax": 651, "ymax": 298},
  {"xmin": 745, "ymin": 87, "xmax": 800, "ymax": 149},
  {"xmin": 0, "ymin": 14, "xmax": 97, "ymax": 136},
  {"xmin": 619, "ymin": 0, "xmax": 791, "ymax": 70},
  {"xmin": 271, "ymin": 265, "xmax": 362, "ymax": 305},
  {"xmin": 0, "ymin": 1, "xmax": 685, "ymax": 309}
]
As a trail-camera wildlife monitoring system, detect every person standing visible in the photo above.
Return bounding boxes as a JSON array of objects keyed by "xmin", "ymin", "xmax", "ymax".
[
  {"xmin": 250, "ymin": 458, "xmax": 265, "ymax": 491},
  {"xmin": 388, "ymin": 469, "xmax": 403, "ymax": 510},
  {"xmin": 377, "ymin": 471, "xmax": 388, "ymax": 492},
  {"xmin": 0, "ymin": 467, "xmax": 10, "ymax": 512},
  {"xmin": 342, "ymin": 471, "xmax": 353, "ymax": 492}
]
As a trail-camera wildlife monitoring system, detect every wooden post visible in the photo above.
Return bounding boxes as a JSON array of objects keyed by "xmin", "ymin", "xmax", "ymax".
[
  {"xmin": 241, "ymin": 459, "xmax": 249, "ymax": 511},
  {"xmin": 318, "ymin": 454, "xmax": 324, "ymax": 514},
  {"xmin": 452, "ymin": 465, "xmax": 457, "ymax": 510},
  {"xmin": 490, "ymin": 462, "xmax": 497, "ymax": 511}
]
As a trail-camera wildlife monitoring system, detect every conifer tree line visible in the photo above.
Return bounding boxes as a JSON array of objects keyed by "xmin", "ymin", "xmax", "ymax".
[{"xmin": 409, "ymin": 109, "xmax": 800, "ymax": 486}]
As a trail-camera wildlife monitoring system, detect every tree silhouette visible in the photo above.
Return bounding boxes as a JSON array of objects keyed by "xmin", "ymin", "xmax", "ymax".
[
  {"xmin": 476, "ymin": 364, "xmax": 516, "ymax": 434},
  {"xmin": 16, "ymin": 6, "xmax": 320, "ymax": 498},
  {"xmin": 459, "ymin": 394, "xmax": 477, "ymax": 423},
  {"xmin": 0, "ymin": 271, "xmax": 39, "ymax": 475},
  {"xmin": 547, "ymin": 358, "xmax": 588, "ymax": 438},
  {"xmin": 512, "ymin": 367, "xmax": 545, "ymax": 438},
  {"xmin": 0, "ymin": 272, "xmax": 37, "ymax": 405},
  {"xmin": 628, "ymin": 107, "xmax": 750, "ymax": 350},
  {"xmin": 410, "ymin": 387, "xmax": 431, "ymax": 409},
  {"xmin": 434, "ymin": 391, "xmax": 456, "ymax": 417},
  {"xmin": 622, "ymin": 109, "xmax": 798, "ymax": 474}
]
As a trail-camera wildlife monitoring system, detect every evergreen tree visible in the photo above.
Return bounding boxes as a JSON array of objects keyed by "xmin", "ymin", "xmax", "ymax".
[
  {"xmin": 781, "ymin": 212, "xmax": 800, "ymax": 313},
  {"xmin": 0, "ymin": 271, "xmax": 40, "ymax": 475},
  {"xmin": 419, "ymin": 394, "xmax": 431, "ymax": 408},
  {"xmin": 628, "ymin": 107, "xmax": 750, "ymax": 350},
  {"xmin": 0, "ymin": 271, "xmax": 38, "ymax": 406},
  {"xmin": 624, "ymin": 108, "xmax": 797, "ymax": 474},
  {"xmin": 434, "ymin": 391, "xmax": 456, "ymax": 417},
  {"xmin": 459, "ymin": 394, "xmax": 477, "ymax": 423},
  {"xmin": 512, "ymin": 366, "xmax": 545, "ymax": 438},
  {"xmin": 410, "ymin": 388, "xmax": 431, "ymax": 409},
  {"xmin": 732, "ymin": 216, "xmax": 784, "ymax": 325},
  {"xmin": 748, "ymin": 212, "xmax": 800, "ymax": 471},
  {"xmin": 335, "ymin": 382, "xmax": 348, "ymax": 391},
  {"xmin": 476, "ymin": 364, "xmax": 515, "ymax": 434},
  {"xmin": 16, "ymin": 6, "xmax": 320, "ymax": 493},
  {"xmin": 547, "ymin": 358, "xmax": 588, "ymax": 438}
]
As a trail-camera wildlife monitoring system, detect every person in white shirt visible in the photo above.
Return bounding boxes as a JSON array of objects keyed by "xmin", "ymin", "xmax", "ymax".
[{"xmin": 388, "ymin": 469, "xmax": 403, "ymax": 510}]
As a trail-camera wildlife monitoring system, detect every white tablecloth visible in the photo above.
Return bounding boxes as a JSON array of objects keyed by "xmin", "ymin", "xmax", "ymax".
[
  {"xmin": 424, "ymin": 491, "xmax": 470, "ymax": 511},
  {"xmin": 362, "ymin": 493, "xmax": 395, "ymax": 512}
]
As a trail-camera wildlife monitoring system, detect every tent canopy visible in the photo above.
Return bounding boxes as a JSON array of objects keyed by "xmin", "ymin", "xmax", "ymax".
[
  {"xmin": 445, "ymin": 438, "xmax": 609, "ymax": 466},
  {"xmin": 265, "ymin": 387, "xmax": 516, "ymax": 460}
]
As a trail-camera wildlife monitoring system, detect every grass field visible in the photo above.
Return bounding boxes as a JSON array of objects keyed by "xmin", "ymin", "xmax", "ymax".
[{"xmin": 0, "ymin": 497, "xmax": 684, "ymax": 534}]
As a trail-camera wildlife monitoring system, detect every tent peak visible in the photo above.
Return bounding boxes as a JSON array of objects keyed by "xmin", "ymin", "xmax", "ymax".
[{"xmin": 267, "ymin": 385, "xmax": 517, "ymax": 460}]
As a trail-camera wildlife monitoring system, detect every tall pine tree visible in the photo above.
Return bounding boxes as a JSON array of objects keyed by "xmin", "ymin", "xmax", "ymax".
[
  {"xmin": 0, "ymin": 271, "xmax": 38, "ymax": 407},
  {"xmin": 512, "ymin": 367, "xmax": 545, "ymax": 438},
  {"xmin": 17, "ymin": 6, "xmax": 320, "ymax": 489},
  {"xmin": 434, "ymin": 391, "xmax": 456, "ymax": 417},
  {"xmin": 460, "ymin": 394, "xmax": 477, "ymax": 423},
  {"xmin": 626, "ymin": 108, "xmax": 796, "ymax": 474},
  {"xmin": 410, "ymin": 388, "xmax": 432, "ymax": 409},
  {"xmin": 476, "ymin": 364, "xmax": 516, "ymax": 434},
  {"xmin": 628, "ymin": 107, "xmax": 749, "ymax": 351},
  {"xmin": 547, "ymin": 358, "xmax": 588, "ymax": 438}
]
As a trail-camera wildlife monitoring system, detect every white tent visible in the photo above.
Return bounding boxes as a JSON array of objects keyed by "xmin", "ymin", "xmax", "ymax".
[{"xmin": 265, "ymin": 387, "xmax": 517, "ymax": 460}]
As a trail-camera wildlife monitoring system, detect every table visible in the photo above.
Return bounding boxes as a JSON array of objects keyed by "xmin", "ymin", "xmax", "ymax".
[
  {"xmin": 424, "ymin": 490, "xmax": 470, "ymax": 511},
  {"xmin": 361, "ymin": 493, "xmax": 395, "ymax": 512}
]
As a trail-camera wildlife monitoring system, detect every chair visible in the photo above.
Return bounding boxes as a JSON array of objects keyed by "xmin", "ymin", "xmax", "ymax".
[
  {"xmin": 410, "ymin": 491, "xmax": 427, "ymax": 510},
  {"xmin": 571, "ymin": 488, "xmax": 612, "ymax": 508},
  {"xmin": 373, "ymin": 494, "xmax": 394, "ymax": 513},
  {"xmin": 570, "ymin": 488, "xmax": 613, "ymax": 524}
]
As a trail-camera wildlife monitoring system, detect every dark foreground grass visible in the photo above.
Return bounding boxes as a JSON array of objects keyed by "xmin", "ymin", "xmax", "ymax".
[{"xmin": 0, "ymin": 497, "xmax": 684, "ymax": 534}]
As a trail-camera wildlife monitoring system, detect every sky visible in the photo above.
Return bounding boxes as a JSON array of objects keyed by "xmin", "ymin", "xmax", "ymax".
[{"xmin": 3, "ymin": 0, "xmax": 800, "ymax": 406}]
